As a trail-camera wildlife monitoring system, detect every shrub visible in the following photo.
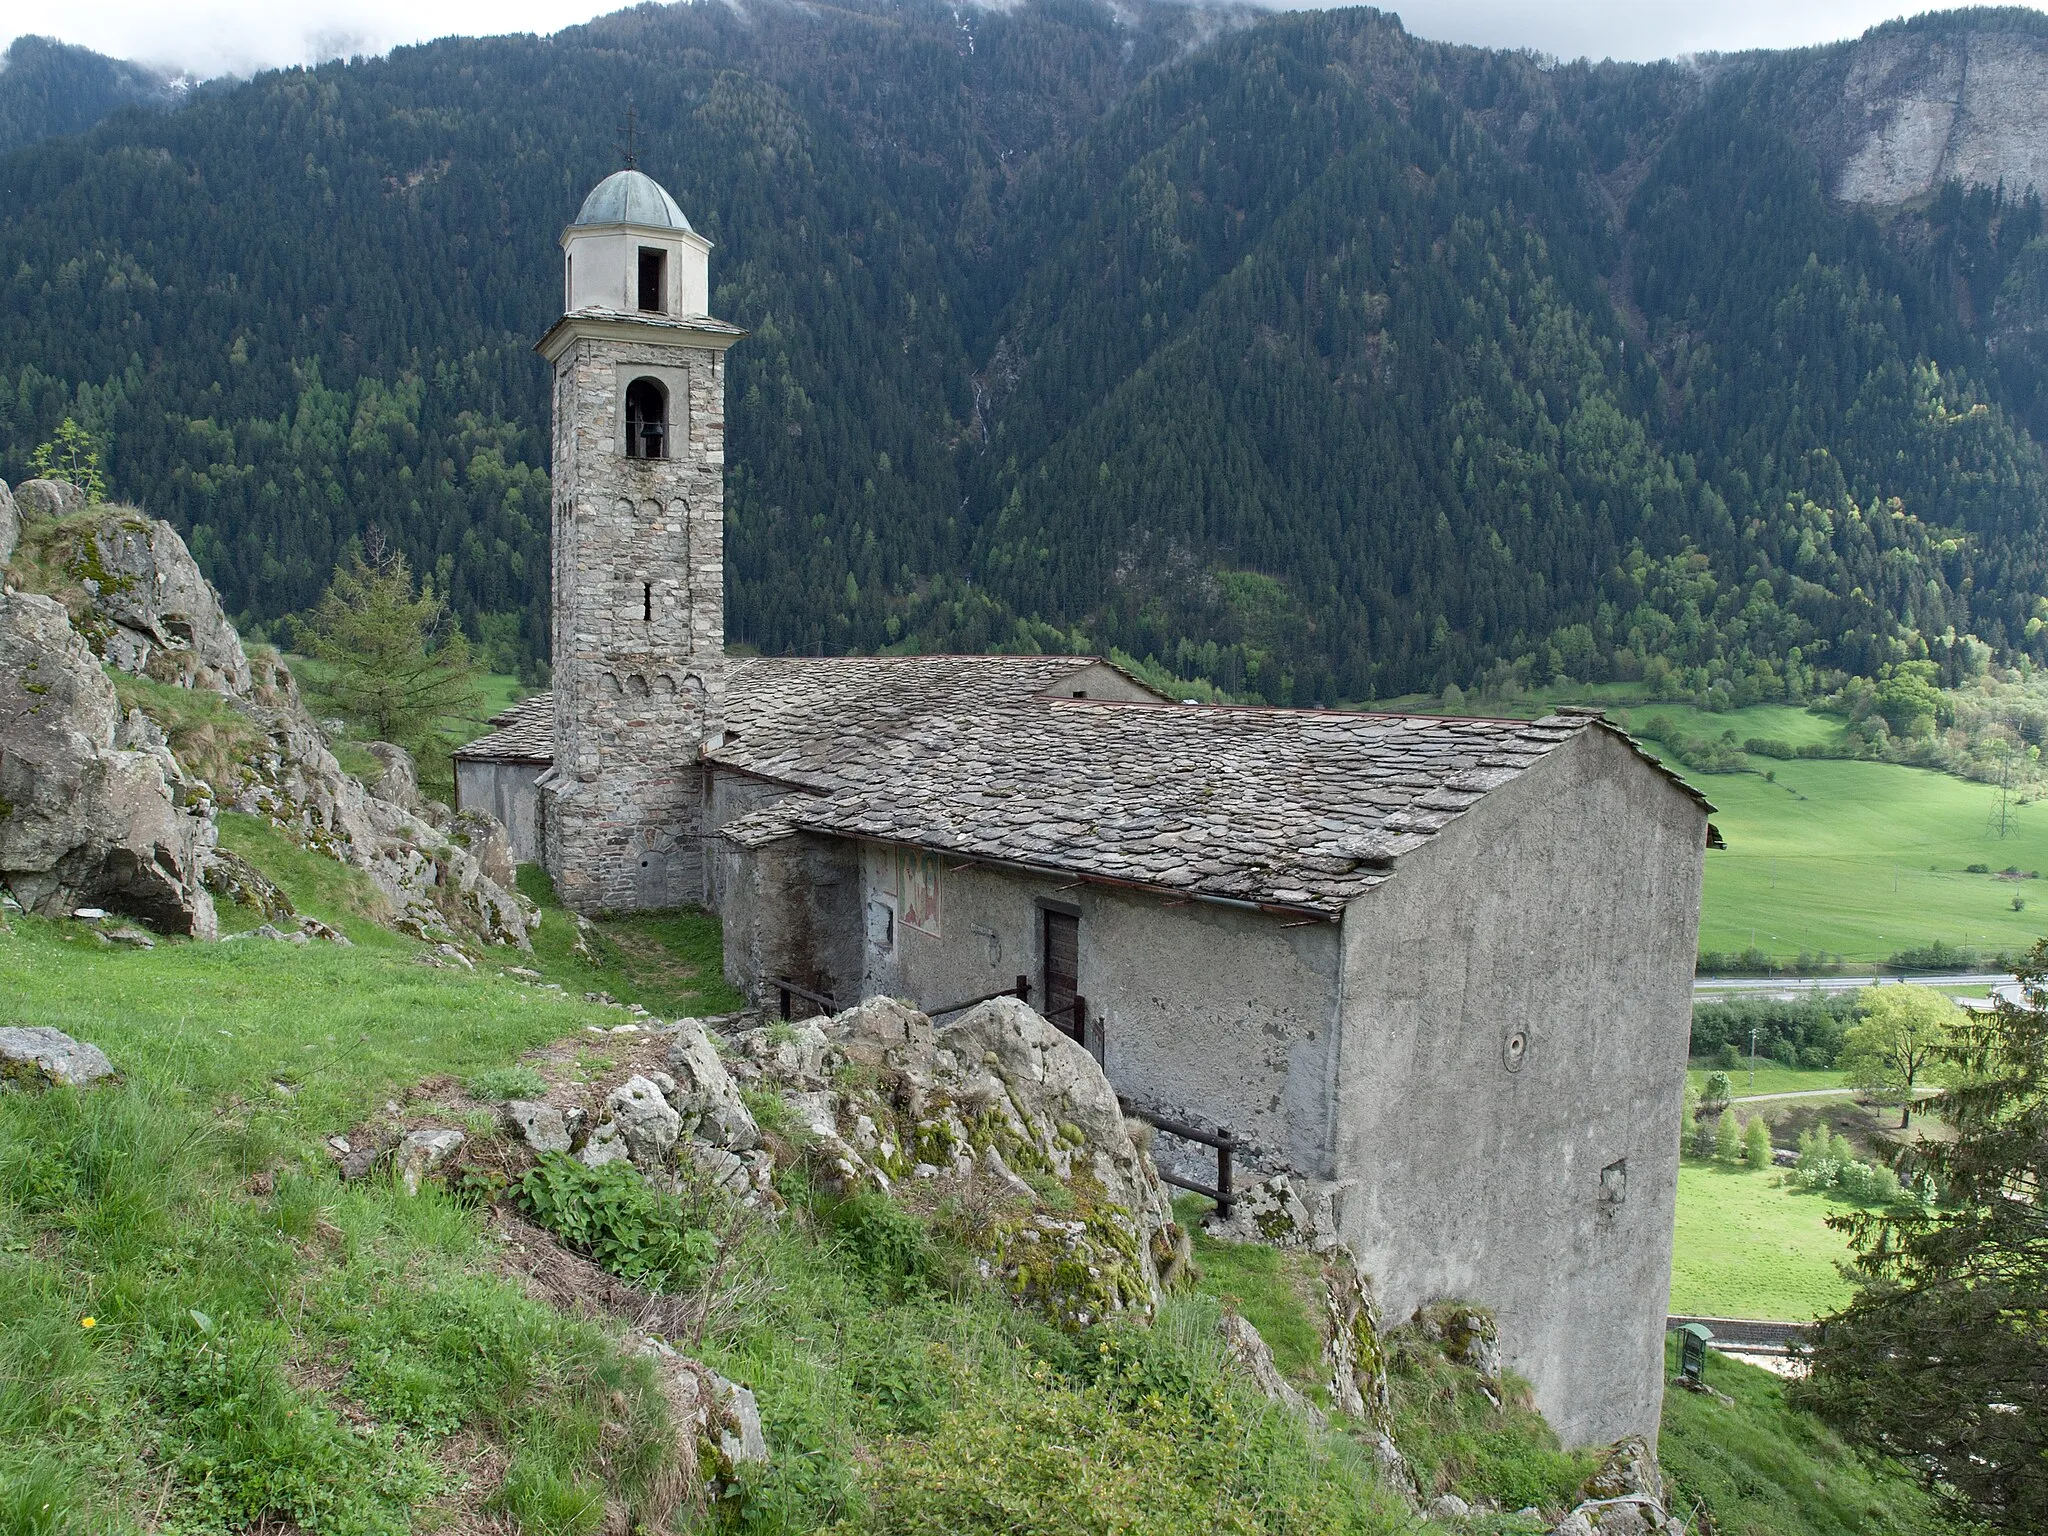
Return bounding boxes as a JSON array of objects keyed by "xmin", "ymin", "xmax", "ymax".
[
  {"xmin": 828, "ymin": 1190, "xmax": 933, "ymax": 1284},
  {"xmin": 1714, "ymin": 1108, "xmax": 1742, "ymax": 1164},
  {"xmin": 1744, "ymin": 1115, "xmax": 1773, "ymax": 1169},
  {"xmin": 467, "ymin": 1064, "xmax": 548, "ymax": 1102},
  {"xmin": 1701, "ymin": 1071, "xmax": 1734, "ymax": 1107},
  {"xmin": 1744, "ymin": 737, "xmax": 1797, "ymax": 759},
  {"xmin": 1688, "ymin": 1119, "xmax": 1720, "ymax": 1160},
  {"xmin": 515, "ymin": 1155, "xmax": 719, "ymax": 1293},
  {"xmin": 1716, "ymin": 1042, "xmax": 1742, "ymax": 1070}
]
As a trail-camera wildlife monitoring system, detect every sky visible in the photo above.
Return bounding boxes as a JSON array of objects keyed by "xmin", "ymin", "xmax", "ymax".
[{"xmin": 0, "ymin": 0, "xmax": 2038, "ymax": 81}]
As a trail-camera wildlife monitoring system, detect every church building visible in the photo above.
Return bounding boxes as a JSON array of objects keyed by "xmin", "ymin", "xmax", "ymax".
[{"xmin": 455, "ymin": 166, "xmax": 1716, "ymax": 1447}]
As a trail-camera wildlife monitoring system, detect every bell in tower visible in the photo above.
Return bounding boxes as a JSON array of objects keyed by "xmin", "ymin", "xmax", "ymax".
[{"xmin": 536, "ymin": 163, "xmax": 746, "ymax": 913}]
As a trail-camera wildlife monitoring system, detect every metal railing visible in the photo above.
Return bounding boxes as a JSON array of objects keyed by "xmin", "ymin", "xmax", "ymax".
[
  {"xmin": 765, "ymin": 976, "xmax": 839, "ymax": 1021},
  {"xmin": 928, "ymin": 975, "xmax": 1032, "ymax": 1019},
  {"xmin": 1119, "ymin": 1098, "xmax": 1235, "ymax": 1219}
]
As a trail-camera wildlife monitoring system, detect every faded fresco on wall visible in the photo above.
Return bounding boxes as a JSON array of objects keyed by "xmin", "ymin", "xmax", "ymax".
[{"xmin": 898, "ymin": 847, "xmax": 942, "ymax": 938}]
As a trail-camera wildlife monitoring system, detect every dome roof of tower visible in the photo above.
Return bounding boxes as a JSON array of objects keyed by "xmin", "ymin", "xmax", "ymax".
[{"xmin": 572, "ymin": 169, "xmax": 693, "ymax": 232}]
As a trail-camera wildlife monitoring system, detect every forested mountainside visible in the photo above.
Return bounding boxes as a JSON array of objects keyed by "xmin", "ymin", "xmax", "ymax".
[
  {"xmin": 0, "ymin": 35, "xmax": 191, "ymax": 156},
  {"xmin": 7, "ymin": 2, "xmax": 2048, "ymax": 704}
]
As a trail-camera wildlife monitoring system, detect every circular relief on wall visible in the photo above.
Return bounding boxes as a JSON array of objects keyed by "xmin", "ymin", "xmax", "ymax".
[{"xmin": 1501, "ymin": 1027, "xmax": 1530, "ymax": 1073}]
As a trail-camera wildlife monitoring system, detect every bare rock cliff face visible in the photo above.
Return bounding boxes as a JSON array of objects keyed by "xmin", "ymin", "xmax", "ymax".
[
  {"xmin": 1826, "ymin": 22, "xmax": 2048, "ymax": 204},
  {"xmin": 0, "ymin": 589, "xmax": 218, "ymax": 934},
  {"xmin": 0, "ymin": 484, "xmax": 536, "ymax": 947}
]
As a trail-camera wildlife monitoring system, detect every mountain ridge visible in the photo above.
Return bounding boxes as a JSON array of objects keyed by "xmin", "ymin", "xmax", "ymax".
[{"xmin": 6, "ymin": 2, "xmax": 2048, "ymax": 706}]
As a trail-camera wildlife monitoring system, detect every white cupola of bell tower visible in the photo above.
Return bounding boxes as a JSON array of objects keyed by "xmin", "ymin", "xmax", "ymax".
[{"xmin": 561, "ymin": 168, "xmax": 712, "ymax": 318}]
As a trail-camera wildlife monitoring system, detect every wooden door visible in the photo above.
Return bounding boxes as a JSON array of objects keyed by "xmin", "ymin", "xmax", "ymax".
[{"xmin": 1042, "ymin": 909, "xmax": 1081, "ymax": 1043}]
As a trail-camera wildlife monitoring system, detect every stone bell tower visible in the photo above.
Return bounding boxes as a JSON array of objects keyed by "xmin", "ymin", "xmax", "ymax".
[{"xmin": 536, "ymin": 166, "xmax": 744, "ymax": 912}]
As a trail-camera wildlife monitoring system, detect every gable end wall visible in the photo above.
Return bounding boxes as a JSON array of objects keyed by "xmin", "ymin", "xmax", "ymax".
[{"xmin": 1333, "ymin": 726, "xmax": 1704, "ymax": 1445}]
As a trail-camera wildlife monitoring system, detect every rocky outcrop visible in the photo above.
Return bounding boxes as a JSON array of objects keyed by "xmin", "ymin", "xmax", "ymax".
[
  {"xmin": 0, "ymin": 486, "xmax": 537, "ymax": 949},
  {"xmin": 226, "ymin": 653, "xmax": 534, "ymax": 948},
  {"xmin": 0, "ymin": 590, "xmax": 218, "ymax": 935},
  {"xmin": 69, "ymin": 510, "xmax": 251, "ymax": 692},
  {"xmin": 0, "ymin": 1026, "xmax": 116, "ymax": 1088},
  {"xmin": 10, "ymin": 479, "xmax": 86, "ymax": 521},
  {"xmin": 0, "ymin": 480, "xmax": 17, "ymax": 570},
  {"xmin": 1817, "ymin": 20, "xmax": 2048, "ymax": 205}
]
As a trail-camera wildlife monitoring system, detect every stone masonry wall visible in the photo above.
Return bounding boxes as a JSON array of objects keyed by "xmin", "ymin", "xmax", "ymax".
[{"xmin": 545, "ymin": 328, "xmax": 730, "ymax": 913}]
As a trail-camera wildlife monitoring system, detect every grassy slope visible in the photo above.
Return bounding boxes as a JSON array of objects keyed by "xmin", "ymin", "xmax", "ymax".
[
  {"xmin": 1686, "ymin": 1065, "xmax": 1855, "ymax": 1100},
  {"xmin": 1692, "ymin": 756, "xmax": 2048, "ymax": 964},
  {"xmin": 0, "ymin": 822, "xmax": 749, "ymax": 1532},
  {"xmin": 1658, "ymin": 1336, "xmax": 1943, "ymax": 1536},
  {"xmin": 1668, "ymin": 1162, "xmax": 1863, "ymax": 1320}
]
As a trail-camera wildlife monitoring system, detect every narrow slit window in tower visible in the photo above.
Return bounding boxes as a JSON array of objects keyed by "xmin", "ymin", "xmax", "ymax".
[
  {"xmin": 625, "ymin": 377, "xmax": 667, "ymax": 459},
  {"xmin": 643, "ymin": 583, "xmax": 653, "ymax": 622},
  {"xmin": 637, "ymin": 247, "xmax": 667, "ymax": 313}
]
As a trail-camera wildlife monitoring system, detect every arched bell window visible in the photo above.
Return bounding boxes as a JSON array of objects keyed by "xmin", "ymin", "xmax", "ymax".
[{"xmin": 624, "ymin": 377, "xmax": 668, "ymax": 460}]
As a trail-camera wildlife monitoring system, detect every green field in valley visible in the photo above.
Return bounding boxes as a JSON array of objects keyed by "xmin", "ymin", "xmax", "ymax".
[
  {"xmin": 1684, "ymin": 1065, "xmax": 1853, "ymax": 1100},
  {"xmin": 1687, "ymin": 756, "xmax": 2048, "ymax": 965},
  {"xmin": 1667, "ymin": 1163, "xmax": 1861, "ymax": 1321}
]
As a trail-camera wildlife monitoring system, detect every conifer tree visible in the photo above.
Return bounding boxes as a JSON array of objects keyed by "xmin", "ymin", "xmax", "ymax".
[
  {"xmin": 1714, "ymin": 1106, "xmax": 1741, "ymax": 1164},
  {"xmin": 1797, "ymin": 941, "xmax": 2048, "ymax": 1531},
  {"xmin": 297, "ymin": 530, "xmax": 482, "ymax": 753},
  {"xmin": 1744, "ymin": 1113, "xmax": 1773, "ymax": 1169}
]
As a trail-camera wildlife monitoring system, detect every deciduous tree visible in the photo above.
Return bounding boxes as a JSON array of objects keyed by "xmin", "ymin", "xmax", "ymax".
[{"xmin": 1842, "ymin": 985, "xmax": 1958, "ymax": 1128}]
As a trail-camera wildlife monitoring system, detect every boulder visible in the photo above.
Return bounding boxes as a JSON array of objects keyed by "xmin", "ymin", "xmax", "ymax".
[
  {"xmin": 632, "ymin": 1335, "xmax": 770, "ymax": 1498},
  {"xmin": 1220, "ymin": 1310, "xmax": 1326, "ymax": 1426},
  {"xmin": 582, "ymin": 1075, "xmax": 681, "ymax": 1170},
  {"xmin": 394, "ymin": 1126, "xmax": 465, "ymax": 1195},
  {"xmin": 452, "ymin": 807, "xmax": 516, "ymax": 887},
  {"xmin": 1202, "ymin": 1170, "xmax": 1345, "ymax": 1252},
  {"xmin": 363, "ymin": 742, "xmax": 421, "ymax": 812},
  {"xmin": 0, "ymin": 1026, "xmax": 116, "ymax": 1088},
  {"xmin": 1548, "ymin": 1498, "xmax": 1686, "ymax": 1536},
  {"xmin": 0, "ymin": 480, "xmax": 17, "ymax": 569},
  {"xmin": 500, "ymin": 1099, "xmax": 573, "ymax": 1154},
  {"xmin": 665, "ymin": 1021, "xmax": 760, "ymax": 1151},
  {"xmin": 0, "ymin": 590, "xmax": 218, "ymax": 936},
  {"xmin": 808, "ymin": 994, "xmax": 1185, "ymax": 1324},
  {"xmin": 1582, "ymin": 1435, "xmax": 1664, "ymax": 1504},
  {"xmin": 11, "ymin": 479, "xmax": 86, "ymax": 520},
  {"xmin": 69, "ymin": 511, "xmax": 251, "ymax": 693},
  {"xmin": 1413, "ymin": 1302, "xmax": 1504, "ymax": 1381},
  {"xmin": 1427, "ymin": 1494, "xmax": 1473, "ymax": 1523}
]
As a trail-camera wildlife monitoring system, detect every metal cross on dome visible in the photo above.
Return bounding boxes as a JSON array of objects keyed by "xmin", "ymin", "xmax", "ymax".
[{"xmin": 617, "ymin": 103, "xmax": 639, "ymax": 169}]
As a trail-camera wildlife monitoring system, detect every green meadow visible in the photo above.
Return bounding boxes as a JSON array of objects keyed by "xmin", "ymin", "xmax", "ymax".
[
  {"xmin": 1686, "ymin": 756, "xmax": 2048, "ymax": 965},
  {"xmin": 1667, "ymin": 1164, "xmax": 1860, "ymax": 1321}
]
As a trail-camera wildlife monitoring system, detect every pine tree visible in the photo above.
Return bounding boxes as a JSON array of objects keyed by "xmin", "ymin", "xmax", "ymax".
[{"xmin": 1796, "ymin": 939, "xmax": 2048, "ymax": 1531}]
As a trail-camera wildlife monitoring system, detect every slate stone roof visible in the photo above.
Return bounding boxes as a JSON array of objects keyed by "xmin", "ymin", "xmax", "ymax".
[
  {"xmin": 453, "ymin": 694, "xmax": 553, "ymax": 764},
  {"xmin": 452, "ymin": 659, "xmax": 1712, "ymax": 915},
  {"xmin": 736, "ymin": 703, "xmax": 1676, "ymax": 916},
  {"xmin": 712, "ymin": 655, "xmax": 1152, "ymax": 791}
]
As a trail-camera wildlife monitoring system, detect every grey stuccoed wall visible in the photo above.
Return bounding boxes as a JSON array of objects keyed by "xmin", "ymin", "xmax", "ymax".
[
  {"xmin": 1330, "ymin": 726, "xmax": 1705, "ymax": 1446},
  {"xmin": 851, "ymin": 847, "xmax": 1345, "ymax": 1171},
  {"xmin": 455, "ymin": 761, "xmax": 544, "ymax": 864}
]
